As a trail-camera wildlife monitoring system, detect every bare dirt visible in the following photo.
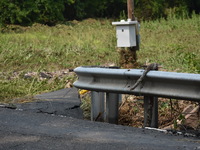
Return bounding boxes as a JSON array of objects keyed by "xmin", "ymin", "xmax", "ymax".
[{"xmin": 119, "ymin": 95, "xmax": 200, "ymax": 134}]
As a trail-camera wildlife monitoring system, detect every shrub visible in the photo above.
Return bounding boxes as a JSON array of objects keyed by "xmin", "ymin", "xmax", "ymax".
[{"xmin": 0, "ymin": 0, "xmax": 74, "ymax": 26}]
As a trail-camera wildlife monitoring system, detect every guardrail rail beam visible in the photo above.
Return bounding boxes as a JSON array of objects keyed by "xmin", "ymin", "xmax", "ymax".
[{"xmin": 74, "ymin": 66, "xmax": 200, "ymax": 127}]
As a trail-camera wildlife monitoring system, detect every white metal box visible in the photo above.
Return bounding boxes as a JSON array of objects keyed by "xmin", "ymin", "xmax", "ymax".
[{"xmin": 112, "ymin": 20, "xmax": 138, "ymax": 47}]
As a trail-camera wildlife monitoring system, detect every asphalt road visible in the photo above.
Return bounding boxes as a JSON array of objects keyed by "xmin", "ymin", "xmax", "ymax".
[{"xmin": 0, "ymin": 88, "xmax": 199, "ymax": 150}]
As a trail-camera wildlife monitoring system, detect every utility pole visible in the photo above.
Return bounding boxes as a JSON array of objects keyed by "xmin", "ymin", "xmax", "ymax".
[
  {"xmin": 119, "ymin": 0, "xmax": 138, "ymax": 68},
  {"xmin": 127, "ymin": 0, "xmax": 135, "ymax": 20}
]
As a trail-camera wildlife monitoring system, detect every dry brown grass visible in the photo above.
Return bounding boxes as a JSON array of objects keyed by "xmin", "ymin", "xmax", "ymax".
[{"xmin": 118, "ymin": 95, "xmax": 199, "ymax": 130}]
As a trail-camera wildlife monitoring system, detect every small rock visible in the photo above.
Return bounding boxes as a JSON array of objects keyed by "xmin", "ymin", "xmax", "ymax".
[
  {"xmin": 24, "ymin": 72, "xmax": 37, "ymax": 79},
  {"xmin": 65, "ymin": 82, "xmax": 73, "ymax": 88},
  {"xmin": 40, "ymin": 72, "xmax": 53, "ymax": 79}
]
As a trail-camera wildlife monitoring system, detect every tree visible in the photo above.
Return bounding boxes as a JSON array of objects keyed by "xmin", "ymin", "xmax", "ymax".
[
  {"xmin": 0, "ymin": 0, "xmax": 199, "ymax": 26},
  {"xmin": 0, "ymin": 0, "xmax": 74, "ymax": 26}
]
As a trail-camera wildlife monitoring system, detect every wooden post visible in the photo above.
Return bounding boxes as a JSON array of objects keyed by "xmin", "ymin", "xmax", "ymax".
[
  {"xmin": 127, "ymin": 0, "xmax": 135, "ymax": 20},
  {"xmin": 119, "ymin": 0, "xmax": 137, "ymax": 68}
]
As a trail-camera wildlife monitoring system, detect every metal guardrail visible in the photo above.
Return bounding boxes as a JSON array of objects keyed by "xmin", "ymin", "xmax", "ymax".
[{"xmin": 73, "ymin": 66, "xmax": 200, "ymax": 127}]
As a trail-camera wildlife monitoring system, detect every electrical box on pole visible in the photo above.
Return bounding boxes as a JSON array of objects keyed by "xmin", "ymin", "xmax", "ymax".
[
  {"xmin": 112, "ymin": 0, "xmax": 139, "ymax": 68},
  {"xmin": 112, "ymin": 20, "xmax": 139, "ymax": 48}
]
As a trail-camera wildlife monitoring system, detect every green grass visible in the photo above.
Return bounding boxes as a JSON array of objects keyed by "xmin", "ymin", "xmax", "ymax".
[
  {"xmin": 138, "ymin": 14, "xmax": 200, "ymax": 73},
  {"xmin": 0, "ymin": 15, "xmax": 200, "ymax": 102},
  {"xmin": 0, "ymin": 20, "xmax": 117, "ymax": 71}
]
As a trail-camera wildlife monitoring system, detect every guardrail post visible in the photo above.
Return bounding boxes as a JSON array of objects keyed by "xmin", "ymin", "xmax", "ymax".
[
  {"xmin": 144, "ymin": 96, "xmax": 158, "ymax": 128},
  {"xmin": 91, "ymin": 91, "xmax": 105, "ymax": 122},
  {"xmin": 106, "ymin": 93, "xmax": 119, "ymax": 124}
]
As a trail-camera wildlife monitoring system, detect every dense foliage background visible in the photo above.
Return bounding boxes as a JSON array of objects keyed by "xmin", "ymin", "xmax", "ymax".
[{"xmin": 0, "ymin": 0, "xmax": 200, "ymax": 26}]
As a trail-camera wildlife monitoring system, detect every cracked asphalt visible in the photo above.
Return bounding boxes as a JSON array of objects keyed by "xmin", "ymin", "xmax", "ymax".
[
  {"xmin": 0, "ymin": 88, "xmax": 200, "ymax": 150},
  {"xmin": 15, "ymin": 88, "xmax": 83, "ymax": 119}
]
